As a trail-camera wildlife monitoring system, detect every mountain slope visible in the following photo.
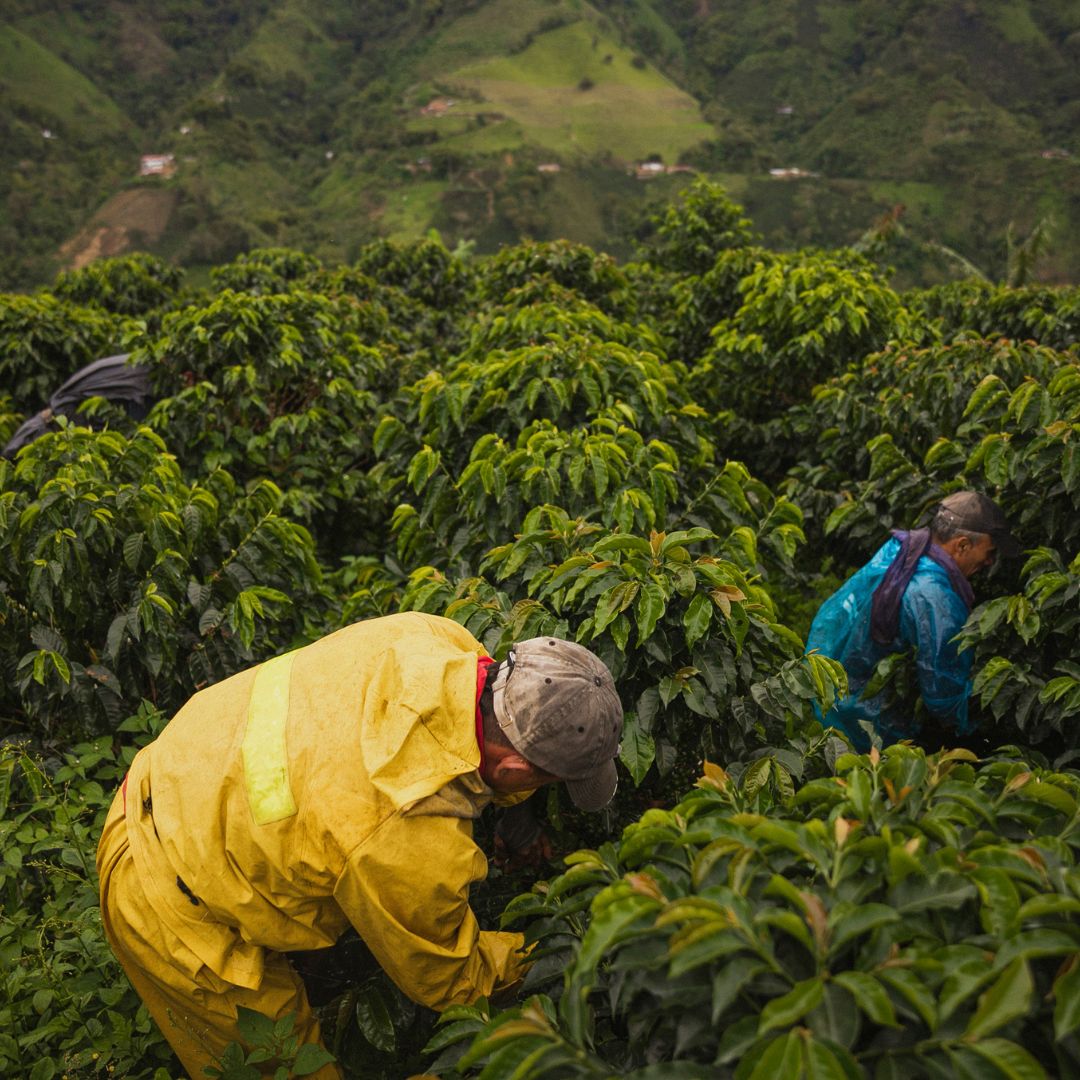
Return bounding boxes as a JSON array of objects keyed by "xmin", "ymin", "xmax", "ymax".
[{"xmin": 2, "ymin": 0, "xmax": 1079, "ymax": 288}]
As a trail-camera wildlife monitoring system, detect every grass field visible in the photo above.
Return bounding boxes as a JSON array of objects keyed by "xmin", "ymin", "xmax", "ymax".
[
  {"xmin": 378, "ymin": 180, "xmax": 448, "ymax": 241},
  {"xmin": 0, "ymin": 25, "xmax": 128, "ymax": 135},
  {"xmin": 989, "ymin": 3, "xmax": 1049, "ymax": 47},
  {"xmin": 418, "ymin": 0, "xmax": 584, "ymax": 76},
  {"xmin": 438, "ymin": 117, "xmax": 529, "ymax": 154},
  {"xmin": 446, "ymin": 21, "xmax": 712, "ymax": 162},
  {"xmin": 232, "ymin": 1, "xmax": 334, "ymax": 83}
]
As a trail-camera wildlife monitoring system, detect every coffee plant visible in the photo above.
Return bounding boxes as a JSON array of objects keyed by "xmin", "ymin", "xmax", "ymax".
[
  {"xmin": 0, "ymin": 706, "xmax": 175, "ymax": 1078},
  {"xmin": 781, "ymin": 338, "xmax": 1070, "ymax": 545},
  {"xmin": 53, "ymin": 254, "xmax": 185, "ymax": 318},
  {"xmin": 129, "ymin": 289, "xmax": 394, "ymax": 553},
  {"xmin": 0, "ymin": 294, "xmax": 123, "ymax": 414},
  {"xmin": 472, "ymin": 240, "xmax": 635, "ymax": 319},
  {"xmin": 638, "ymin": 177, "xmax": 756, "ymax": 276},
  {"xmin": 434, "ymin": 745, "xmax": 1080, "ymax": 1079},
  {"xmin": 0, "ymin": 424, "xmax": 323, "ymax": 740},
  {"xmin": 692, "ymin": 250, "xmax": 910, "ymax": 421},
  {"xmin": 910, "ymin": 280, "xmax": 1080, "ymax": 351},
  {"xmin": 3, "ymin": 181, "xmax": 1080, "ymax": 1078}
]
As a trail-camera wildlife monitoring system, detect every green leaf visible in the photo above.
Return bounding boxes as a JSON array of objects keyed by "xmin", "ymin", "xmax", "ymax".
[
  {"xmin": 48, "ymin": 651, "xmax": 71, "ymax": 683},
  {"xmin": 594, "ymin": 580, "xmax": 640, "ymax": 634},
  {"xmin": 355, "ymin": 983, "xmax": 396, "ymax": 1054},
  {"xmin": 807, "ymin": 982, "xmax": 861, "ymax": 1051},
  {"xmin": 660, "ymin": 527, "xmax": 714, "ymax": 554},
  {"xmin": 846, "ymin": 768, "xmax": 871, "ymax": 818},
  {"xmin": 123, "ymin": 532, "xmax": 144, "ymax": 571},
  {"xmin": 635, "ymin": 581, "xmax": 667, "ymax": 644},
  {"xmin": 744, "ymin": 1031, "xmax": 802, "ymax": 1079},
  {"xmin": 965, "ymin": 1038, "xmax": 1045, "ymax": 1080},
  {"xmin": 824, "ymin": 500, "xmax": 859, "ymax": 536},
  {"xmin": 828, "ymin": 903, "xmax": 899, "ymax": 956},
  {"xmin": 758, "ymin": 977, "xmax": 825, "ymax": 1035},
  {"xmin": 591, "ymin": 534, "xmax": 653, "ymax": 557},
  {"xmin": 1052, "ymin": 960, "xmax": 1080, "ymax": 1040},
  {"xmin": 712, "ymin": 958, "xmax": 766, "ymax": 1023},
  {"xmin": 29, "ymin": 1060, "xmax": 56, "ymax": 1080},
  {"xmin": 236, "ymin": 1006, "xmax": 277, "ymax": 1047},
  {"xmin": 878, "ymin": 967, "xmax": 937, "ymax": 1030},
  {"xmin": 833, "ymin": 971, "xmax": 899, "ymax": 1028},
  {"xmin": 994, "ymin": 930, "xmax": 1079, "ymax": 968},
  {"xmin": 32, "ymin": 989, "xmax": 55, "ymax": 1014},
  {"xmin": 803, "ymin": 1034, "xmax": 858, "ymax": 1080},
  {"xmin": 1020, "ymin": 780, "xmax": 1077, "ymax": 817},
  {"xmin": 684, "ymin": 592, "xmax": 713, "ymax": 649},
  {"xmin": 619, "ymin": 713, "xmax": 656, "ymax": 786},
  {"xmin": 406, "ymin": 445, "xmax": 441, "ymax": 493},
  {"xmin": 743, "ymin": 756, "xmax": 771, "ymax": 798},
  {"xmin": 292, "ymin": 1043, "xmax": 337, "ymax": 1076},
  {"xmin": 891, "ymin": 872, "xmax": 976, "ymax": 914},
  {"xmin": 963, "ymin": 958, "xmax": 1032, "ymax": 1042}
]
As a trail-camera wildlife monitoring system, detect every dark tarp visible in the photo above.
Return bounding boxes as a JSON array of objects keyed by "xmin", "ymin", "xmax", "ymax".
[{"xmin": 3, "ymin": 353, "xmax": 152, "ymax": 458}]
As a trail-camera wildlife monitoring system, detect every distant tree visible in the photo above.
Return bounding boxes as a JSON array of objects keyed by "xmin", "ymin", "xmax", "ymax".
[{"xmin": 638, "ymin": 178, "xmax": 755, "ymax": 274}]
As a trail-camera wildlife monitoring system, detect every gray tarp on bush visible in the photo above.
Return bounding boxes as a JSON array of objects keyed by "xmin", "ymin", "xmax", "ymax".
[{"xmin": 2, "ymin": 353, "xmax": 152, "ymax": 458}]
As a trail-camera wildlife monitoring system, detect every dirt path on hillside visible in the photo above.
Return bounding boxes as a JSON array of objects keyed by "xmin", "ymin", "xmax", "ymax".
[{"xmin": 59, "ymin": 187, "xmax": 178, "ymax": 269}]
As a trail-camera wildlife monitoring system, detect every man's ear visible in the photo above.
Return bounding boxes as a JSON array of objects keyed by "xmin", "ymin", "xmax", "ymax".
[
  {"xmin": 483, "ymin": 744, "xmax": 555, "ymax": 792},
  {"xmin": 486, "ymin": 750, "xmax": 535, "ymax": 786}
]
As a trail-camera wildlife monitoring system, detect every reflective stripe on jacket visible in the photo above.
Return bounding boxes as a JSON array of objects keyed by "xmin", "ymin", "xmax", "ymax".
[{"xmin": 122, "ymin": 611, "xmax": 526, "ymax": 1009}]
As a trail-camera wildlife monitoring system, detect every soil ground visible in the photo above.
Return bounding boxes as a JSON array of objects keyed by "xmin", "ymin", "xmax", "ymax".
[{"xmin": 59, "ymin": 186, "xmax": 178, "ymax": 269}]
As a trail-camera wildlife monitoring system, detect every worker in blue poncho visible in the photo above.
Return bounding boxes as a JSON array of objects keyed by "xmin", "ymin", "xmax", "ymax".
[{"xmin": 806, "ymin": 491, "xmax": 1019, "ymax": 750}]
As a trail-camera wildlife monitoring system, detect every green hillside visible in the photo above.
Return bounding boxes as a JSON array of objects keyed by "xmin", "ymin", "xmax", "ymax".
[
  {"xmin": 447, "ymin": 20, "xmax": 711, "ymax": 160},
  {"xmin": 1, "ymin": 0, "xmax": 1079, "ymax": 288},
  {"xmin": 0, "ymin": 26, "xmax": 127, "ymax": 133}
]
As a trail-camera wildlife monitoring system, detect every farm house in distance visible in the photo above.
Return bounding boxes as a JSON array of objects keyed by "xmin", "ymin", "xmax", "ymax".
[{"xmin": 139, "ymin": 154, "xmax": 176, "ymax": 178}]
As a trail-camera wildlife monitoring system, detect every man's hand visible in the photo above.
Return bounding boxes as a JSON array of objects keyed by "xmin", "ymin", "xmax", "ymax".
[
  {"xmin": 492, "ymin": 798, "xmax": 554, "ymax": 871},
  {"xmin": 493, "ymin": 828, "xmax": 554, "ymax": 871}
]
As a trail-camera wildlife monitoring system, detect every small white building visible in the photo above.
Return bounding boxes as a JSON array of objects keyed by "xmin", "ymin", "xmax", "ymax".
[
  {"xmin": 634, "ymin": 161, "xmax": 666, "ymax": 179},
  {"xmin": 140, "ymin": 154, "xmax": 176, "ymax": 177},
  {"xmin": 768, "ymin": 167, "xmax": 817, "ymax": 179}
]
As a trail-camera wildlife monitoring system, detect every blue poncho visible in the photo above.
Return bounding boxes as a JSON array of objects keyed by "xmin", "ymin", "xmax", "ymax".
[{"xmin": 806, "ymin": 537, "xmax": 974, "ymax": 750}]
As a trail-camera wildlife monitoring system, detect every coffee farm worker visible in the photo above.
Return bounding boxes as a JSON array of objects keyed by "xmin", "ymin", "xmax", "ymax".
[
  {"xmin": 806, "ymin": 492, "xmax": 1019, "ymax": 750},
  {"xmin": 97, "ymin": 613, "xmax": 623, "ymax": 1078}
]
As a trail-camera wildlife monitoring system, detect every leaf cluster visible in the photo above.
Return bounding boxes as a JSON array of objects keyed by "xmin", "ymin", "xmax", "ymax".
[
  {"xmin": 0, "ymin": 707, "xmax": 176, "ymax": 1078},
  {"xmin": 0, "ymin": 424, "xmax": 323, "ymax": 739},
  {"xmin": 53, "ymin": 254, "xmax": 186, "ymax": 319},
  {"xmin": 437, "ymin": 745, "xmax": 1080, "ymax": 1079}
]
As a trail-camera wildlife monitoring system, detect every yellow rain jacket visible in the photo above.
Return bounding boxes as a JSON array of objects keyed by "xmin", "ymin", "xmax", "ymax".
[{"xmin": 116, "ymin": 611, "xmax": 527, "ymax": 1010}]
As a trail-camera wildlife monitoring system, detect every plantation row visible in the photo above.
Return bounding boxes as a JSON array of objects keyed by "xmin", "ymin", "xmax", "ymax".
[{"xmin": 1, "ymin": 182, "xmax": 1079, "ymax": 1077}]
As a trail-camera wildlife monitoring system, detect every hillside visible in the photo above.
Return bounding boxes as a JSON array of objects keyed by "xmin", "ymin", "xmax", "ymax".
[{"xmin": 1, "ymin": 0, "xmax": 1079, "ymax": 288}]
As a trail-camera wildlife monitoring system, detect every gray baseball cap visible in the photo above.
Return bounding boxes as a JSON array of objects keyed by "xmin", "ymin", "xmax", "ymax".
[
  {"xmin": 937, "ymin": 491, "xmax": 1020, "ymax": 557},
  {"xmin": 490, "ymin": 637, "xmax": 623, "ymax": 811}
]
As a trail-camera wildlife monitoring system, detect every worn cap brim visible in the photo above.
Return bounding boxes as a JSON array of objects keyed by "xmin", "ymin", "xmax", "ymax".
[{"xmin": 565, "ymin": 757, "xmax": 618, "ymax": 811}]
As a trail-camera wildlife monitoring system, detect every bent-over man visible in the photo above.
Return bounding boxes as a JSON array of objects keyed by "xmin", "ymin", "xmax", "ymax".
[
  {"xmin": 806, "ymin": 491, "xmax": 1018, "ymax": 750},
  {"xmin": 97, "ymin": 612, "xmax": 623, "ymax": 1077}
]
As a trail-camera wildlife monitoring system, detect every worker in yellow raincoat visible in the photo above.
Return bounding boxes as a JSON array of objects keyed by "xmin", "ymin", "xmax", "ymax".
[{"xmin": 97, "ymin": 612, "xmax": 623, "ymax": 1078}]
